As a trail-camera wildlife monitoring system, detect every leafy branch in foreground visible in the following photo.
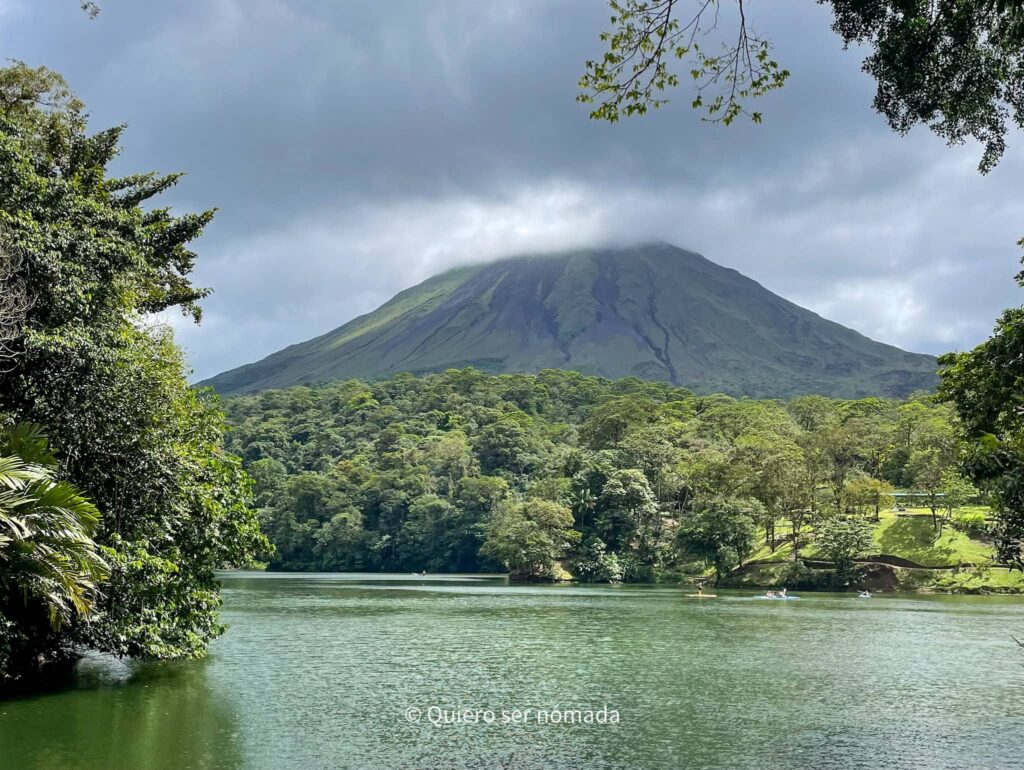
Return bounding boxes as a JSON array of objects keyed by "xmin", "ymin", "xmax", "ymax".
[
  {"xmin": 829, "ymin": 0, "xmax": 1024, "ymax": 173},
  {"xmin": 578, "ymin": 0, "xmax": 788, "ymax": 126},
  {"xmin": 582, "ymin": 0, "xmax": 1024, "ymax": 171}
]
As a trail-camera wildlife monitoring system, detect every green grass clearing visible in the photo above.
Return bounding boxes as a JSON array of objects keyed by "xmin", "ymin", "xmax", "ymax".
[{"xmin": 745, "ymin": 507, "xmax": 995, "ymax": 569}]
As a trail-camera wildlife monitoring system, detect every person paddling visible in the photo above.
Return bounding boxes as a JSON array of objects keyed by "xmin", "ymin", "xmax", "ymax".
[{"xmin": 696, "ymin": 580, "xmax": 705, "ymax": 597}]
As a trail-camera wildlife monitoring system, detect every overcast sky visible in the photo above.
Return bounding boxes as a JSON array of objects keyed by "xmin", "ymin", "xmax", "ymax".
[{"xmin": 5, "ymin": 0, "xmax": 1023, "ymax": 380}]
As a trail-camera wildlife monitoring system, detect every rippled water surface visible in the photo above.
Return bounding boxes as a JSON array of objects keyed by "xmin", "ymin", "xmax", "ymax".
[{"xmin": 3, "ymin": 573, "xmax": 1024, "ymax": 769}]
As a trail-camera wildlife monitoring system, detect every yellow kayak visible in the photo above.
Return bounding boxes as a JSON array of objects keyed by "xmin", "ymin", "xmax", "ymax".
[{"xmin": 684, "ymin": 593, "xmax": 717, "ymax": 598}]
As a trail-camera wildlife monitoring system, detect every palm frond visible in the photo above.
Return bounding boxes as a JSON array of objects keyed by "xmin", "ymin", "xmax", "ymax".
[{"xmin": 0, "ymin": 422, "xmax": 107, "ymax": 628}]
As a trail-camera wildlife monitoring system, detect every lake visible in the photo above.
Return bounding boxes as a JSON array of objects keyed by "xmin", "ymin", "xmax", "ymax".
[{"xmin": 2, "ymin": 573, "xmax": 1024, "ymax": 769}]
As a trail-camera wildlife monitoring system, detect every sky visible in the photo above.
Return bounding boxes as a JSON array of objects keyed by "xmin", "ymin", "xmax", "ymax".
[{"xmin": 4, "ymin": 0, "xmax": 1024, "ymax": 381}]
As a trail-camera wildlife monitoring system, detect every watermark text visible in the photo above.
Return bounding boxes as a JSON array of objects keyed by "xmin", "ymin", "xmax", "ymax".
[{"xmin": 404, "ymin": 705, "xmax": 620, "ymax": 727}]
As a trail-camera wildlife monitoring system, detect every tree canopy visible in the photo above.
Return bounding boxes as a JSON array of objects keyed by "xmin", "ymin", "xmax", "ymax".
[
  {"xmin": 222, "ymin": 368, "xmax": 971, "ymax": 585},
  {"xmin": 0, "ymin": 63, "xmax": 268, "ymax": 680}
]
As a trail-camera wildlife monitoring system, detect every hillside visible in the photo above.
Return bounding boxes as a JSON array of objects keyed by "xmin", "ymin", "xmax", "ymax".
[
  {"xmin": 220, "ymin": 369, "xmax": 1008, "ymax": 590},
  {"xmin": 203, "ymin": 243, "xmax": 938, "ymax": 398}
]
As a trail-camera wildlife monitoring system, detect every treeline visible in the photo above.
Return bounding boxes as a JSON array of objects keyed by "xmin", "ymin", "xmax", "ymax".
[{"xmin": 223, "ymin": 369, "xmax": 974, "ymax": 582}]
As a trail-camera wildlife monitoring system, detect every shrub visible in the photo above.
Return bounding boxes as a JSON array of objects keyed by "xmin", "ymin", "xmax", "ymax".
[{"xmin": 951, "ymin": 510, "xmax": 991, "ymax": 539}]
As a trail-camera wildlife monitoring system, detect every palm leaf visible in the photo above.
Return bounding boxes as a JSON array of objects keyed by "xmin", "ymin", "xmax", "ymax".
[{"xmin": 0, "ymin": 422, "xmax": 107, "ymax": 628}]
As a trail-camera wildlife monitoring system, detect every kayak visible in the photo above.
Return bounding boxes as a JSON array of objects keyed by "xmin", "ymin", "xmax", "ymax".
[
  {"xmin": 754, "ymin": 595, "xmax": 800, "ymax": 600},
  {"xmin": 684, "ymin": 593, "xmax": 718, "ymax": 598}
]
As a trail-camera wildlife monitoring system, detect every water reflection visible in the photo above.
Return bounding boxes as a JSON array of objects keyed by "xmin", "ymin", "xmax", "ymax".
[
  {"xmin": 0, "ymin": 654, "xmax": 244, "ymax": 770},
  {"xmin": 3, "ymin": 575, "xmax": 1024, "ymax": 770}
]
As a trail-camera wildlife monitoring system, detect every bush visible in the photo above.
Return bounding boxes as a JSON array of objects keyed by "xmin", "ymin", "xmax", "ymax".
[
  {"xmin": 951, "ymin": 510, "xmax": 991, "ymax": 539},
  {"xmin": 569, "ymin": 538, "xmax": 623, "ymax": 583},
  {"xmin": 778, "ymin": 560, "xmax": 835, "ymax": 591},
  {"xmin": 618, "ymin": 553, "xmax": 655, "ymax": 583}
]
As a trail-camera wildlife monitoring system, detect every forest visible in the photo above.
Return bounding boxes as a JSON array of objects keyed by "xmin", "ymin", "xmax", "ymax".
[{"xmin": 222, "ymin": 369, "xmax": 978, "ymax": 583}]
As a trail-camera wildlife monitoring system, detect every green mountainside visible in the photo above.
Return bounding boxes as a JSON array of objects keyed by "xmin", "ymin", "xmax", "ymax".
[{"xmin": 203, "ymin": 242, "xmax": 938, "ymax": 398}]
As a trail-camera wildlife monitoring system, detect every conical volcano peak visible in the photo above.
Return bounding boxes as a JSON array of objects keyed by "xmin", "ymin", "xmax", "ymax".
[{"xmin": 203, "ymin": 243, "xmax": 937, "ymax": 398}]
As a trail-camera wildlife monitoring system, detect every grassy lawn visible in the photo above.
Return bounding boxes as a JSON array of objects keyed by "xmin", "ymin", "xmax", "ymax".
[
  {"xmin": 737, "ymin": 506, "xmax": 1022, "ymax": 592},
  {"xmin": 868, "ymin": 508, "xmax": 993, "ymax": 567},
  {"xmin": 926, "ymin": 567, "xmax": 1024, "ymax": 593},
  {"xmin": 748, "ymin": 538, "xmax": 795, "ymax": 564},
  {"xmin": 746, "ymin": 507, "xmax": 995, "ymax": 568}
]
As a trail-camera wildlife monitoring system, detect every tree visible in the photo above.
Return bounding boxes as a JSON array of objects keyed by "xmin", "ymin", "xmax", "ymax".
[
  {"xmin": 247, "ymin": 458, "xmax": 288, "ymax": 509},
  {"xmin": 895, "ymin": 401, "xmax": 931, "ymax": 451},
  {"xmin": 676, "ymin": 498, "xmax": 759, "ymax": 582},
  {"xmin": 733, "ymin": 430, "xmax": 805, "ymax": 549},
  {"xmin": 828, "ymin": 0, "xmax": 1024, "ymax": 173},
  {"xmin": 474, "ymin": 418, "xmax": 538, "ymax": 475},
  {"xmin": 579, "ymin": 396, "xmax": 654, "ymax": 449},
  {"xmin": 0, "ymin": 63, "xmax": 269, "ymax": 671},
  {"xmin": 939, "ymin": 254, "xmax": 1024, "ymax": 567},
  {"xmin": 582, "ymin": 0, "xmax": 1024, "ymax": 172},
  {"xmin": 815, "ymin": 418, "xmax": 875, "ymax": 509},
  {"xmin": 618, "ymin": 423, "xmax": 684, "ymax": 499},
  {"xmin": 314, "ymin": 508, "xmax": 367, "ymax": 571},
  {"xmin": 568, "ymin": 476, "xmax": 598, "ymax": 531},
  {"xmin": 0, "ymin": 423, "xmax": 107, "ymax": 677},
  {"xmin": 579, "ymin": 0, "xmax": 789, "ymax": 126},
  {"xmin": 907, "ymin": 447, "xmax": 950, "ymax": 529},
  {"xmin": 845, "ymin": 475, "xmax": 894, "ymax": 522},
  {"xmin": 398, "ymin": 494, "xmax": 454, "ymax": 571},
  {"xmin": 479, "ymin": 499, "xmax": 579, "ymax": 580},
  {"xmin": 815, "ymin": 515, "xmax": 874, "ymax": 581},
  {"xmin": 939, "ymin": 471, "xmax": 979, "ymax": 536},
  {"xmin": 788, "ymin": 395, "xmax": 839, "ymax": 433},
  {"xmin": 422, "ymin": 431, "xmax": 477, "ymax": 496},
  {"xmin": 446, "ymin": 476, "xmax": 509, "ymax": 571},
  {"xmin": 599, "ymin": 468, "xmax": 660, "ymax": 558},
  {"xmin": 570, "ymin": 537, "xmax": 623, "ymax": 583}
]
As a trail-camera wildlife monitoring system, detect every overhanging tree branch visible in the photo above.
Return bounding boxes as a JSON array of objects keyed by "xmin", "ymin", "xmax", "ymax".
[{"xmin": 578, "ymin": 0, "xmax": 789, "ymax": 125}]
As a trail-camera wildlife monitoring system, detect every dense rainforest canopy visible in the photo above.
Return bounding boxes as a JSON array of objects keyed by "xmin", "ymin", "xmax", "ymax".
[
  {"xmin": 223, "ymin": 368, "xmax": 973, "ymax": 582},
  {"xmin": 0, "ymin": 63, "xmax": 268, "ymax": 681}
]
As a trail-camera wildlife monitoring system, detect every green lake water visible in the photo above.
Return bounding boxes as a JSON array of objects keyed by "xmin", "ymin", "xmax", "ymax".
[{"xmin": 3, "ymin": 573, "xmax": 1024, "ymax": 769}]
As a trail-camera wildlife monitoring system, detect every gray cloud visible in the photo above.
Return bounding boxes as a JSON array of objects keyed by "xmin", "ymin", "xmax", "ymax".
[{"xmin": 3, "ymin": 0, "xmax": 1022, "ymax": 380}]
